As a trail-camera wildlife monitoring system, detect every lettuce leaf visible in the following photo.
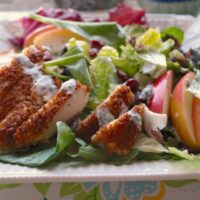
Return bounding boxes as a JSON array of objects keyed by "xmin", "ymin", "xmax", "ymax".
[
  {"xmin": 168, "ymin": 147, "xmax": 199, "ymax": 161},
  {"xmin": 139, "ymin": 52, "xmax": 167, "ymax": 79},
  {"xmin": 136, "ymin": 28, "xmax": 161, "ymax": 50},
  {"xmin": 30, "ymin": 14, "xmax": 125, "ymax": 49},
  {"xmin": 89, "ymin": 56, "xmax": 118, "ymax": 108},
  {"xmin": 113, "ymin": 44, "xmax": 144, "ymax": 76},
  {"xmin": 0, "ymin": 122, "xmax": 75, "ymax": 167},
  {"xmin": 134, "ymin": 134, "xmax": 168, "ymax": 154}
]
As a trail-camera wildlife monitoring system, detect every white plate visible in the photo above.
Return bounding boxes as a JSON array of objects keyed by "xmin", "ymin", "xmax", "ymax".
[
  {"xmin": 1, "ymin": 160, "xmax": 200, "ymax": 183},
  {"xmin": 0, "ymin": 13, "xmax": 198, "ymax": 183}
]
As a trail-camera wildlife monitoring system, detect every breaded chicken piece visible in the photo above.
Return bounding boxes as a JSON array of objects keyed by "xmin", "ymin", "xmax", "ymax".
[
  {"xmin": 76, "ymin": 85, "xmax": 135, "ymax": 142},
  {"xmin": 0, "ymin": 46, "xmax": 61, "ymax": 120},
  {"xmin": 13, "ymin": 79, "xmax": 90, "ymax": 149},
  {"xmin": 91, "ymin": 105, "xmax": 144, "ymax": 155},
  {"xmin": 0, "ymin": 101, "xmax": 39, "ymax": 153},
  {"xmin": 0, "ymin": 45, "xmax": 46, "ymax": 100}
]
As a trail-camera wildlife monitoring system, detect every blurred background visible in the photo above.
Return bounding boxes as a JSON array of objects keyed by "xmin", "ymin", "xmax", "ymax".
[{"xmin": 0, "ymin": 0, "xmax": 199, "ymax": 15}]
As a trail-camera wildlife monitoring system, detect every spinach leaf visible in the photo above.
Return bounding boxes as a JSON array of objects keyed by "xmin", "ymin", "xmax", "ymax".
[
  {"xmin": 30, "ymin": 14, "xmax": 125, "ymax": 49},
  {"xmin": 161, "ymin": 26, "xmax": 184, "ymax": 44},
  {"xmin": 0, "ymin": 122, "xmax": 75, "ymax": 167},
  {"xmin": 44, "ymin": 45, "xmax": 93, "ymax": 87}
]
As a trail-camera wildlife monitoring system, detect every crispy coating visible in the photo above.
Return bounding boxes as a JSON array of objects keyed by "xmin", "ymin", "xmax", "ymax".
[
  {"xmin": 14, "ymin": 81, "xmax": 89, "ymax": 149},
  {"xmin": 0, "ymin": 101, "xmax": 39, "ymax": 152},
  {"xmin": 0, "ymin": 45, "xmax": 47, "ymax": 101},
  {"xmin": 0, "ymin": 46, "xmax": 61, "ymax": 120},
  {"xmin": 14, "ymin": 92, "xmax": 71, "ymax": 148},
  {"xmin": 0, "ymin": 76, "xmax": 33, "ymax": 121},
  {"xmin": 91, "ymin": 105, "xmax": 144, "ymax": 155},
  {"xmin": 76, "ymin": 85, "xmax": 135, "ymax": 142}
]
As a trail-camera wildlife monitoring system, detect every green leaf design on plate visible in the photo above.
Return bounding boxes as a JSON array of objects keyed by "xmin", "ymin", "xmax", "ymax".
[
  {"xmin": 0, "ymin": 184, "xmax": 21, "ymax": 190},
  {"xmin": 34, "ymin": 183, "xmax": 51, "ymax": 196},
  {"xmin": 60, "ymin": 183, "xmax": 82, "ymax": 197},
  {"xmin": 164, "ymin": 180, "xmax": 198, "ymax": 188},
  {"xmin": 74, "ymin": 185, "xmax": 102, "ymax": 200}
]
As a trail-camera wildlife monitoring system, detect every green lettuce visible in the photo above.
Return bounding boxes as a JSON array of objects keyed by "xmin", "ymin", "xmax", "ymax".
[
  {"xmin": 134, "ymin": 134, "xmax": 168, "ymax": 154},
  {"xmin": 136, "ymin": 28, "xmax": 161, "ymax": 50},
  {"xmin": 113, "ymin": 44, "xmax": 144, "ymax": 76},
  {"xmin": 0, "ymin": 122, "xmax": 75, "ymax": 167},
  {"xmin": 89, "ymin": 56, "xmax": 118, "ymax": 108},
  {"xmin": 139, "ymin": 52, "xmax": 167, "ymax": 79}
]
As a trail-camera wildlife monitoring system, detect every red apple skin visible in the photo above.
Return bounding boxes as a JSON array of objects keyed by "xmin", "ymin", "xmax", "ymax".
[
  {"xmin": 192, "ymin": 97, "xmax": 200, "ymax": 145},
  {"xmin": 24, "ymin": 25, "xmax": 56, "ymax": 47},
  {"xmin": 170, "ymin": 72, "xmax": 199, "ymax": 149},
  {"xmin": 148, "ymin": 70, "xmax": 173, "ymax": 114}
]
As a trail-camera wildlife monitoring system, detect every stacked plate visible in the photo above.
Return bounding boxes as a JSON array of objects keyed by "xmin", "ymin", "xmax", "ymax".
[{"xmin": 138, "ymin": 0, "xmax": 200, "ymax": 15}]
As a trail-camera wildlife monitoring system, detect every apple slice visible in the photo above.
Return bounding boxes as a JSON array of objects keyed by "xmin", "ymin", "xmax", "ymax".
[
  {"xmin": 33, "ymin": 28, "xmax": 86, "ymax": 54},
  {"xmin": 24, "ymin": 25, "xmax": 56, "ymax": 48},
  {"xmin": 170, "ymin": 72, "xmax": 198, "ymax": 149},
  {"xmin": 148, "ymin": 70, "xmax": 173, "ymax": 114},
  {"xmin": 192, "ymin": 96, "xmax": 200, "ymax": 145}
]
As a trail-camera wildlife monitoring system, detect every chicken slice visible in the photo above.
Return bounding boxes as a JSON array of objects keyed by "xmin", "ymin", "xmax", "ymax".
[
  {"xmin": 91, "ymin": 105, "xmax": 144, "ymax": 155},
  {"xmin": 13, "ymin": 79, "xmax": 90, "ymax": 149},
  {"xmin": 76, "ymin": 85, "xmax": 135, "ymax": 142},
  {"xmin": 0, "ymin": 46, "xmax": 61, "ymax": 120},
  {"xmin": 0, "ymin": 45, "xmax": 46, "ymax": 100},
  {"xmin": 0, "ymin": 101, "xmax": 39, "ymax": 153}
]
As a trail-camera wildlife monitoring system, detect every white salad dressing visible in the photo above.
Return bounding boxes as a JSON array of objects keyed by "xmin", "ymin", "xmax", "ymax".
[
  {"xmin": 60, "ymin": 79, "xmax": 77, "ymax": 94},
  {"xmin": 96, "ymin": 107, "xmax": 115, "ymax": 127},
  {"xmin": 15, "ymin": 54, "xmax": 57, "ymax": 101},
  {"xmin": 127, "ymin": 109, "xmax": 142, "ymax": 130}
]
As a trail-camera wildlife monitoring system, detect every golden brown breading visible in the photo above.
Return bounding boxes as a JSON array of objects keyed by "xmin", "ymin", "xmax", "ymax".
[
  {"xmin": 76, "ymin": 85, "xmax": 135, "ymax": 142},
  {"xmin": 91, "ymin": 105, "xmax": 144, "ymax": 155},
  {"xmin": 0, "ymin": 101, "xmax": 39, "ymax": 153},
  {"xmin": 14, "ymin": 80, "xmax": 90, "ymax": 149},
  {"xmin": 0, "ymin": 46, "xmax": 61, "ymax": 120},
  {"xmin": 0, "ymin": 45, "xmax": 46, "ymax": 101},
  {"xmin": 0, "ymin": 76, "xmax": 33, "ymax": 121}
]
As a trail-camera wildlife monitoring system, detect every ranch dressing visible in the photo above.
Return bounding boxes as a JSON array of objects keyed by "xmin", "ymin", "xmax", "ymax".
[{"xmin": 15, "ymin": 54, "xmax": 57, "ymax": 101}]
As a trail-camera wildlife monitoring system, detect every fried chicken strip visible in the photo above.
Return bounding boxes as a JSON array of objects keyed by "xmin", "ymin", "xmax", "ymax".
[
  {"xmin": 0, "ymin": 45, "xmax": 46, "ymax": 100},
  {"xmin": 91, "ymin": 105, "xmax": 144, "ymax": 155},
  {"xmin": 76, "ymin": 85, "xmax": 135, "ymax": 142},
  {"xmin": 0, "ymin": 101, "xmax": 39, "ymax": 153},
  {"xmin": 0, "ymin": 46, "xmax": 61, "ymax": 120},
  {"xmin": 13, "ymin": 79, "xmax": 90, "ymax": 149}
]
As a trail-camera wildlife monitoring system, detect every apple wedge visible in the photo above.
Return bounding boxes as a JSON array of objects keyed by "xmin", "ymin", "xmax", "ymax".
[
  {"xmin": 33, "ymin": 28, "xmax": 86, "ymax": 54},
  {"xmin": 24, "ymin": 25, "xmax": 56, "ymax": 48},
  {"xmin": 170, "ymin": 72, "xmax": 198, "ymax": 149},
  {"xmin": 192, "ymin": 96, "xmax": 200, "ymax": 145},
  {"xmin": 148, "ymin": 70, "xmax": 173, "ymax": 114}
]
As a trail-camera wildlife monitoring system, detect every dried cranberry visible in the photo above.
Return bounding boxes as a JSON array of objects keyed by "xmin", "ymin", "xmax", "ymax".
[
  {"xmin": 117, "ymin": 69, "xmax": 129, "ymax": 82},
  {"xmin": 89, "ymin": 48, "xmax": 99, "ymax": 58},
  {"xmin": 90, "ymin": 39, "xmax": 104, "ymax": 50},
  {"xmin": 125, "ymin": 79, "xmax": 139, "ymax": 92}
]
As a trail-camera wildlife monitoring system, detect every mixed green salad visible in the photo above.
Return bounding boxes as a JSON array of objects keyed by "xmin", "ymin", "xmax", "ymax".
[{"xmin": 1, "ymin": 4, "xmax": 200, "ymax": 167}]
